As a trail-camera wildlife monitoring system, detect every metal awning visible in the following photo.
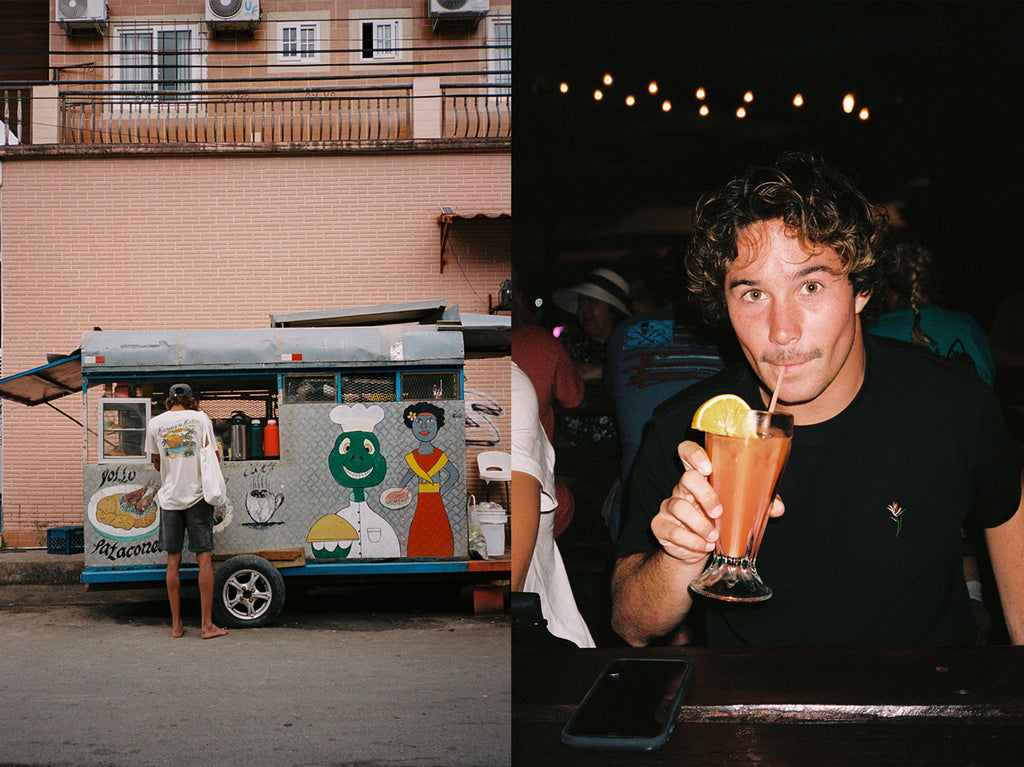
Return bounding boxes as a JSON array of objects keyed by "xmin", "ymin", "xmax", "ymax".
[
  {"xmin": 0, "ymin": 353, "xmax": 83, "ymax": 406},
  {"xmin": 270, "ymin": 300, "xmax": 449, "ymax": 328},
  {"xmin": 437, "ymin": 208, "xmax": 511, "ymax": 272},
  {"xmin": 272, "ymin": 301, "xmax": 510, "ymax": 358}
]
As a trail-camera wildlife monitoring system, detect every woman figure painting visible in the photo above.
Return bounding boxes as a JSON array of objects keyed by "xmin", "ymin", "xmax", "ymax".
[{"xmin": 401, "ymin": 403, "xmax": 457, "ymax": 557}]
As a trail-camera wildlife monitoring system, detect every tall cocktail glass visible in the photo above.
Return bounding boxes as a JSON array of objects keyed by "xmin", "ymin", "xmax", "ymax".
[{"xmin": 689, "ymin": 410, "xmax": 793, "ymax": 602}]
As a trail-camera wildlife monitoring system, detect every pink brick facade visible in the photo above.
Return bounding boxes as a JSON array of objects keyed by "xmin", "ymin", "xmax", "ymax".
[{"xmin": 0, "ymin": 149, "xmax": 510, "ymax": 547}]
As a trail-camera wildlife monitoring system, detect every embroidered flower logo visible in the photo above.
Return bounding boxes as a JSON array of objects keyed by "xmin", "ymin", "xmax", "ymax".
[{"xmin": 887, "ymin": 502, "xmax": 906, "ymax": 538}]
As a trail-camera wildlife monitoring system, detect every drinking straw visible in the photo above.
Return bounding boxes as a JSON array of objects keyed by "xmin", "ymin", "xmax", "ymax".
[{"xmin": 768, "ymin": 368, "xmax": 785, "ymax": 414}]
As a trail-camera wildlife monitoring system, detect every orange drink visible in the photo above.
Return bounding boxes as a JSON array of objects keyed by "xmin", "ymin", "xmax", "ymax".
[
  {"xmin": 690, "ymin": 405, "xmax": 793, "ymax": 602},
  {"xmin": 707, "ymin": 427, "xmax": 791, "ymax": 559}
]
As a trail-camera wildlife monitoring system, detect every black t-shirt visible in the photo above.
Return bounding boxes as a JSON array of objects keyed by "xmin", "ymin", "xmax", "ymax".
[{"xmin": 616, "ymin": 334, "xmax": 1023, "ymax": 646}]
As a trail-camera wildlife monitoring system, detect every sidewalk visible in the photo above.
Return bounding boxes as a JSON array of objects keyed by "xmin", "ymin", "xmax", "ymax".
[{"xmin": 0, "ymin": 547, "xmax": 85, "ymax": 586}]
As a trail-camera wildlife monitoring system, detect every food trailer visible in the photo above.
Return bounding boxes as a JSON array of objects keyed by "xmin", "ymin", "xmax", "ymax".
[{"xmin": 1, "ymin": 306, "xmax": 509, "ymax": 627}]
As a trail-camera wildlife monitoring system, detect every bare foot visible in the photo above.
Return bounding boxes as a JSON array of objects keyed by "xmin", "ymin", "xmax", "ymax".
[
  {"xmin": 171, "ymin": 625, "xmax": 187, "ymax": 638},
  {"xmin": 201, "ymin": 625, "xmax": 228, "ymax": 640}
]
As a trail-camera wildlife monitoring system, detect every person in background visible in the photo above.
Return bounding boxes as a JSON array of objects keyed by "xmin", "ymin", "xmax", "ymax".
[
  {"xmin": 511, "ymin": 267, "xmax": 585, "ymax": 538},
  {"xmin": 867, "ymin": 241, "xmax": 995, "ymax": 386},
  {"xmin": 551, "ymin": 267, "xmax": 631, "ymax": 539},
  {"xmin": 605, "ymin": 293, "xmax": 729, "ymax": 541},
  {"xmin": 865, "ymin": 240, "xmax": 999, "ymax": 639},
  {"xmin": 612, "ymin": 152, "xmax": 1024, "ymax": 647},
  {"xmin": 511, "ymin": 362, "xmax": 595, "ymax": 648},
  {"xmin": 553, "ymin": 267, "xmax": 631, "ymax": 387},
  {"xmin": 145, "ymin": 383, "xmax": 228, "ymax": 640}
]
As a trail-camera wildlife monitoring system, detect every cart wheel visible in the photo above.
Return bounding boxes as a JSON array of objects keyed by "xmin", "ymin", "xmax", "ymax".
[{"xmin": 213, "ymin": 555, "xmax": 286, "ymax": 628}]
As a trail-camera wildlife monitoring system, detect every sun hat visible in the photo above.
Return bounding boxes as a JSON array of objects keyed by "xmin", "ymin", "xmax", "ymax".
[{"xmin": 552, "ymin": 267, "xmax": 631, "ymax": 316}]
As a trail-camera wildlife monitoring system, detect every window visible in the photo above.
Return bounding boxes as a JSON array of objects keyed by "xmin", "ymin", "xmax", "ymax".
[
  {"xmin": 400, "ymin": 371, "xmax": 460, "ymax": 401},
  {"xmin": 488, "ymin": 15, "xmax": 512, "ymax": 97},
  {"xmin": 361, "ymin": 20, "xmax": 400, "ymax": 60},
  {"xmin": 279, "ymin": 21, "xmax": 320, "ymax": 64},
  {"xmin": 116, "ymin": 26, "xmax": 197, "ymax": 101}
]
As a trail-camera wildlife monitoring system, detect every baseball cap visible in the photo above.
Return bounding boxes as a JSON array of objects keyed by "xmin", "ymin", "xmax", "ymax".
[{"xmin": 168, "ymin": 383, "xmax": 193, "ymax": 398}]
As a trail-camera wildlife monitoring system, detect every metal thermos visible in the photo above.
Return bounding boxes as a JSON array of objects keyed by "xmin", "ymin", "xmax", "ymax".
[
  {"xmin": 248, "ymin": 418, "xmax": 264, "ymax": 460},
  {"xmin": 230, "ymin": 412, "xmax": 248, "ymax": 461}
]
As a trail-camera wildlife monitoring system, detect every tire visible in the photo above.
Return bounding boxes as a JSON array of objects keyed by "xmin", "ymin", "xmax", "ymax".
[{"xmin": 213, "ymin": 555, "xmax": 286, "ymax": 628}]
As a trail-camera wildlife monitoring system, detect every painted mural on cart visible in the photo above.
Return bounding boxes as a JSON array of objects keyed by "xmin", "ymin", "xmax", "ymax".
[{"xmin": 83, "ymin": 399, "xmax": 468, "ymax": 567}]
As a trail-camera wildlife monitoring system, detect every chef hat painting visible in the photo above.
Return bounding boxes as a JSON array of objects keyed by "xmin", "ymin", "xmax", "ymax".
[{"xmin": 552, "ymin": 268, "xmax": 631, "ymax": 317}]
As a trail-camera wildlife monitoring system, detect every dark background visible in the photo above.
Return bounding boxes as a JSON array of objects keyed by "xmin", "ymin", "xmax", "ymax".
[{"xmin": 513, "ymin": 1, "xmax": 1024, "ymax": 329}]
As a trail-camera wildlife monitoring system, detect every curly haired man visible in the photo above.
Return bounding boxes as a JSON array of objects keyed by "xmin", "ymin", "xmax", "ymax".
[{"xmin": 612, "ymin": 152, "xmax": 1024, "ymax": 647}]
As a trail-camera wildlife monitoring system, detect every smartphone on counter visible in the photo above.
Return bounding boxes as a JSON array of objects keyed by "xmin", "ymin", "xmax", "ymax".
[{"xmin": 560, "ymin": 657, "xmax": 694, "ymax": 751}]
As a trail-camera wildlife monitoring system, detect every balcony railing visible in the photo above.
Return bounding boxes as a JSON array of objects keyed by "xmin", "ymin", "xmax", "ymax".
[
  {"xmin": 1, "ymin": 88, "xmax": 31, "ymax": 145},
  {"xmin": 60, "ymin": 85, "xmax": 413, "ymax": 144},
  {"xmin": 50, "ymin": 82, "xmax": 511, "ymax": 146},
  {"xmin": 441, "ymin": 84, "xmax": 511, "ymax": 139}
]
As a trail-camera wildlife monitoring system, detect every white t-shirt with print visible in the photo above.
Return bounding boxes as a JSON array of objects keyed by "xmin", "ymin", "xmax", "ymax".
[{"xmin": 145, "ymin": 408, "xmax": 213, "ymax": 510}]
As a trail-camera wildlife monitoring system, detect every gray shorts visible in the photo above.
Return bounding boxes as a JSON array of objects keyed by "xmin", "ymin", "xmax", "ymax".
[{"xmin": 158, "ymin": 500, "xmax": 215, "ymax": 554}]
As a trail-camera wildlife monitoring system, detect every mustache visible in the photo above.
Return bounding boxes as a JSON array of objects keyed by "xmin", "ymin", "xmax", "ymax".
[{"xmin": 761, "ymin": 349, "xmax": 822, "ymax": 365}]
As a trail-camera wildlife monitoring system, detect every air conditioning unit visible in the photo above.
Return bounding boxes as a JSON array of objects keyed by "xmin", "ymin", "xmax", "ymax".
[
  {"xmin": 205, "ymin": 0, "xmax": 261, "ymax": 31},
  {"xmin": 56, "ymin": 0, "xmax": 108, "ymax": 36},
  {"xmin": 429, "ymin": 0, "xmax": 490, "ymax": 25}
]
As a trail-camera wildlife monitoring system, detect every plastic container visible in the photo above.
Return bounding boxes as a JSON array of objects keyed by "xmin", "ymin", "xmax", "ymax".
[
  {"xmin": 248, "ymin": 418, "xmax": 264, "ymax": 459},
  {"xmin": 476, "ymin": 506, "xmax": 507, "ymax": 557},
  {"xmin": 263, "ymin": 419, "xmax": 280, "ymax": 458},
  {"xmin": 47, "ymin": 526, "xmax": 84, "ymax": 555}
]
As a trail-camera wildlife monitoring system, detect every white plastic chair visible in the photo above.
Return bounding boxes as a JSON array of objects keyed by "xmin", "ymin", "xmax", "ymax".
[{"xmin": 477, "ymin": 451, "xmax": 511, "ymax": 507}]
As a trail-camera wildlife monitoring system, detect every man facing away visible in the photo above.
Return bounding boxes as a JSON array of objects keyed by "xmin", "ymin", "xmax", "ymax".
[
  {"xmin": 145, "ymin": 383, "xmax": 228, "ymax": 639},
  {"xmin": 612, "ymin": 152, "xmax": 1024, "ymax": 647}
]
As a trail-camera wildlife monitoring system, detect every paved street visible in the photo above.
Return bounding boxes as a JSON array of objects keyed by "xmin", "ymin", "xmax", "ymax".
[{"xmin": 0, "ymin": 579, "xmax": 510, "ymax": 767}]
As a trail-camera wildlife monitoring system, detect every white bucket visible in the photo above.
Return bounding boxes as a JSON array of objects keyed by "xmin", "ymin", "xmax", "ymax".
[{"xmin": 476, "ymin": 508, "xmax": 507, "ymax": 556}]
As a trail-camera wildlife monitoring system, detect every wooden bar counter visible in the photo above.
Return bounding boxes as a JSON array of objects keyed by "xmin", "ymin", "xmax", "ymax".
[{"xmin": 512, "ymin": 645, "xmax": 1024, "ymax": 765}]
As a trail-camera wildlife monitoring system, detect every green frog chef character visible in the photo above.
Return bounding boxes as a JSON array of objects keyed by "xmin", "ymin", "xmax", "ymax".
[{"xmin": 306, "ymin": 404, "xmax": 400, "ymax": 560}]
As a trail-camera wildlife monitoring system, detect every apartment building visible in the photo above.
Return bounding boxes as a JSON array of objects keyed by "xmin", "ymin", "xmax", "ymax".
[{"xmin": 0, "ymin": 0, "xmax": 511, "ymax": 548}]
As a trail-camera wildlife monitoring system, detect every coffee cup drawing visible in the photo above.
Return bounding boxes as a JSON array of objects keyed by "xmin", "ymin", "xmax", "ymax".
[{"xmin": 246, "ymin": 487, "xmax": 284, "ymax": 524}]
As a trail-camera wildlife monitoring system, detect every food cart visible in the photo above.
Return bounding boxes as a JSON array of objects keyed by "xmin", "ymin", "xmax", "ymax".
[{"xmin": 0, "ymin": 306, "xmax": 509, "ymax": 627}]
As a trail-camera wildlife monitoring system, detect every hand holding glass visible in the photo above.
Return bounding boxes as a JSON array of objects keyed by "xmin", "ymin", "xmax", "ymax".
[{"xmin": 689, "ymin": 410, "xmax": 793, "ymax": 602}]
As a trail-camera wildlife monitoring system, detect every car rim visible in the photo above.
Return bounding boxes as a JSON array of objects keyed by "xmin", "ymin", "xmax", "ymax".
[{"xmin": 222, "ymin": 568, "xmax": 273, "ymax": 621}]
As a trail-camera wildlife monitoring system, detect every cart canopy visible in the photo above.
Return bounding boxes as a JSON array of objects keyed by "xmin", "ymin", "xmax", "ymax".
[
  {"xmin": 0, "ymin": 353, "xmax": 84, "ymax": 406},
  {"xmin": 80, "ymin": 325, "xmax": 464, "ymax": 374}
]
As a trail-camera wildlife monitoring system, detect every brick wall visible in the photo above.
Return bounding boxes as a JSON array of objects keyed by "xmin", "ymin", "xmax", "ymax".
[{"xmin": 0, "ymin": 149, "xmax": 509, "ymax": 546}]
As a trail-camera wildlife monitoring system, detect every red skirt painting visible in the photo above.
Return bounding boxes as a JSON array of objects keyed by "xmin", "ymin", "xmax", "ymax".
[{"xmin": 405, "ymin": 449, "xmax": 455, "ymax": 557}]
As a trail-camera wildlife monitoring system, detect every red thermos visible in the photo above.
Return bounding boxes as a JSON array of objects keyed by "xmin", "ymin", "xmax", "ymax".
[{"xmin": 263, "ymin": 418, "xmax": 280, "ymax": 458}]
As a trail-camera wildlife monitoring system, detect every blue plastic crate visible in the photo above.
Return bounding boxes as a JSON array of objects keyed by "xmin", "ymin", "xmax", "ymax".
[{"xmin": 47, "ymin": 526, "xmax": 84, "ymax": 555}]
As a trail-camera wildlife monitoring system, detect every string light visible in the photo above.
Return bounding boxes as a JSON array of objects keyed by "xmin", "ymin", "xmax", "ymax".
[{"xmin": 556, "ymin": 72, "xmax": 875, "ymax": 123}]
